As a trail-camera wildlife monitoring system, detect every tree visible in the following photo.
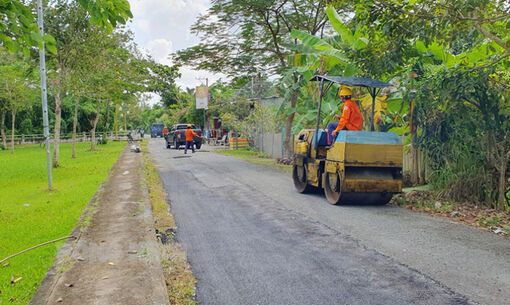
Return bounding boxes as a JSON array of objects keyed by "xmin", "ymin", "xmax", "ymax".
[
  {"xmin": 0, "ymin": 51, "xmax": 37, "ymax": 153},
  {"xmin": 148, "ymin": 62, "xmax": 181, "ymax": 107},
  {"xmin": 0, "ymin": 48, "xmax": 8, "ymax": 148},
  {"xmin": 332, "ymin": 0, "xmax": 510, "ymax": 208},
  {"xmin": 77, "ymin": 28, "xmax": 153, "ymax": 150},
  {"xmin": 0, "ymin": 0, "xmax": 132, "ymax": 54},
  {"xmin": 45, "ymin": 0, "xmax": 92, "ymax": 166},
  {"xmin": 65, "ymin": 24, "xmax": 105, "ymax": 157},
  {"xmin": 175, "ymin": 0, "xmax": 329, "ymax": 158}
]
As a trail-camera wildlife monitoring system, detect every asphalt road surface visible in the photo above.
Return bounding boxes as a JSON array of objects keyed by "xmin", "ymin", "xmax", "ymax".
[{"xmin": 149, "ymin": 139, "xmax": 510, "ymax": 305}]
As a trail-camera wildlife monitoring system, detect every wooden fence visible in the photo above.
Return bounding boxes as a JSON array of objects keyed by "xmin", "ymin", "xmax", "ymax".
[
  {"xmin": 402, "ymin": 148, "xmax": 432, "ymax": 184},
  {"xmin": 0, "ymin": 131, "xmax": 137, "ymax": 146}
]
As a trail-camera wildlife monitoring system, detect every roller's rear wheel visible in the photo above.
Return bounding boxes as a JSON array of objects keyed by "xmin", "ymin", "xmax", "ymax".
[
  {"xmin": 324, "ymin": 172, "xmax": 342, "ymax": 205},
  {"xmin": 293, "ymin": 165, "xmax": 313, "ymax": 193}
]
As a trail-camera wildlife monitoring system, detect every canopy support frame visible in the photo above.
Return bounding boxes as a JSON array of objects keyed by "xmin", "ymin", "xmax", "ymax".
[{"xmin": 367, "ymin": 87, "xmax": 382, "ymax": 131}]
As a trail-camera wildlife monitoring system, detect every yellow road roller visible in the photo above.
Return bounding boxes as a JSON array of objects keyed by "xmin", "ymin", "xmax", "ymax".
[{"xmin": 293, "ymin": 76, "xmax": 403, "ymax": 205}]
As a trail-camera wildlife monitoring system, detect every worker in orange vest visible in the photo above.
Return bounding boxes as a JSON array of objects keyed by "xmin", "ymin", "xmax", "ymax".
[
  {"xmin": 184, "ymin": 124, "xmax": 198, "ymax": 154},
  {"xmin": 162, "ymin": 126, "xmax": 168, "ymax": 140},
  {"xmin": 327, "ymin": 87, "xmax": 364, "ymax": 144}
]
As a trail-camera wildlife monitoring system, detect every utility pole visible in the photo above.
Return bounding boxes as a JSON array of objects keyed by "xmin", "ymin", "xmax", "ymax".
[{"xmin": 37, "ymin": 0, "xmax": 52, "ymax": 190}]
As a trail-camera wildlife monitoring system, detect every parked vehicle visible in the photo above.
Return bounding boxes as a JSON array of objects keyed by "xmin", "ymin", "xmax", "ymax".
[
  {"xmin": 166, "ymin": 124, "xmax": 203, "ymax": 149},
  {"xmin": 151, "ymin": 123, "xmax": 164, "ymax": 138}
]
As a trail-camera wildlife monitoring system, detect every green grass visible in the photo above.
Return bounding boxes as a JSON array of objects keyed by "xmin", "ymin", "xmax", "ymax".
[
  {"xmin": 0, "ymin": 141, "xmax": 125, "ymax": 304},
  {"xmin": 213, "ymin": 148, "xmax": 292, "ymax": 173},
  {"xmin": 142, "ymin": 141, "xmax": 197, "ymax": 305}
]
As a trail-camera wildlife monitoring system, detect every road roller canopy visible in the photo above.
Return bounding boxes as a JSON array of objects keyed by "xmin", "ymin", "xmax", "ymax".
[
  {"xmin": 309, "ymin": 76, "xmax": 391, "ymax": 88},
  {"xmin": 309, "ymin": 75, "xmax": 393, "ymax": 132}
]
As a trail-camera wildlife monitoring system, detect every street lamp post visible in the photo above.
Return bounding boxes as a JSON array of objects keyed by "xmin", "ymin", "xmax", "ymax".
[{"xmin": 37, "ymin": 0, "xmax": 52, "ymax": 190}]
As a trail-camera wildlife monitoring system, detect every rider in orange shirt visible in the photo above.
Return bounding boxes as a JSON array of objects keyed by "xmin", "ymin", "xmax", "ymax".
[
  {"xmin": 327, "ymin": 87, "xmax": 363, "ymax": 144},
  {"xmin": 184, "ymin": 124, "xmax": 198, "ymax": 154}
]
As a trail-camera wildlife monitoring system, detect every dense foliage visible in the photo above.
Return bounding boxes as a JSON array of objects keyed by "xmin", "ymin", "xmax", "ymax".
[
  {"xmin": 175, "ymin": 0, "xmax": 509, "ymax": 209},
  {"xmin": 0, "ymin": 0, "xmax": 173, "ymax": 164}
]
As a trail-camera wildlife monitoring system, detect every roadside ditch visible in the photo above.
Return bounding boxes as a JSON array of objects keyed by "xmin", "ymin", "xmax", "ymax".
[{"xmin": 142, "ymin": 141, "xmax": 197, "ymax": 305}]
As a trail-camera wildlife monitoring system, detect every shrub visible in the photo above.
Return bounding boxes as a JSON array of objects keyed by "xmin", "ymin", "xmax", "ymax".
[{"xmin": 20, "ymin": 118, "xmax": 33, "ymax": 135}]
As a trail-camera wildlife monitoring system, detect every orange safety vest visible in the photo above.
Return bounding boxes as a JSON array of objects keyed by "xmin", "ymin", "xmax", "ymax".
[
  {"xmin": 335, "ymin": 99, "xmax": 363, "ymax": 131},
  {"xmin": 185, "ymin": 128, "xmax": 198, "ymax": 141}
]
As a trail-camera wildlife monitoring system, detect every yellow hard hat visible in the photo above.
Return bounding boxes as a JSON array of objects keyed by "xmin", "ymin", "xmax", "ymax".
[
  {"xmin": 339, "ymin": 87, "xmax": 352, "ymax": 96},
  {"xmin": 187, "ymin": 124, "xmax": 191, "ymax": 128}
]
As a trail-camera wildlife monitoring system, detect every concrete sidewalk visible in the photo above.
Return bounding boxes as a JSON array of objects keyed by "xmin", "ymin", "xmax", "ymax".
[{"xmin": 30, "ymin": 146, "xmax": 169, "ymax": 305}]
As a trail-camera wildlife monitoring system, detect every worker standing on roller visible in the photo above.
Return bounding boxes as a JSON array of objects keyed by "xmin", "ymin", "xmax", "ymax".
[
  {"xmin": 184, "ymin": 124, "xmax": 198, "ymax": 154},
  {"xmin": 327, "ymin": 87, "xmax": 364, "ymax": 144}
]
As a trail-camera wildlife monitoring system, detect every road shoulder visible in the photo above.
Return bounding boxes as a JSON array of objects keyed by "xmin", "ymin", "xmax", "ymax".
[{"xmin": 30, "ymin": 145, "xmax": 169, "ymax": 305}]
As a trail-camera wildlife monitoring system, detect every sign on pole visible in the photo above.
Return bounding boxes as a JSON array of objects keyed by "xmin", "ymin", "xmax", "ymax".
[{"xmin": 196, "ymin": 86, "xmax": 208, "ymax": 110}]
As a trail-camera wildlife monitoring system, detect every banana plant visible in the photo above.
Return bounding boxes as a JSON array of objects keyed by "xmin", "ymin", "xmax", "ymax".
[{"xmin": 415, "ymin": 39, "xmax": 506, "ymax": 69}]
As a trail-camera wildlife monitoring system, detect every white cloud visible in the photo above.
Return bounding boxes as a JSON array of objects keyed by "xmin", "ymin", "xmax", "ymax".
[
  {"xmin": 145, "ymin": 38, "xmax": 174, "ymax": 66},
  {"xmin": 129, "ymin": 0, "xmax": 227, "ymax": 104},
  {"xmin": 129, "ymin": 0, "xmax": 209, "ymax": 50},
  {"xmin": 176, "ymin": 66, "xmax": 222, "ymax": 89}
]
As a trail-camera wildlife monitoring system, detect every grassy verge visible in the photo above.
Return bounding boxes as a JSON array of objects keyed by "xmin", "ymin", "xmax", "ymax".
[
  {"xmin": 213, "ymin": 148, "xmax": 292, "ymax": 173},
  {"xmin": 0, "ymin": 141, "xmax": 125, "ymax": 304},
  {"xmin": 142, "ymin": 141, "xmax": 197, "ymax": 305}
]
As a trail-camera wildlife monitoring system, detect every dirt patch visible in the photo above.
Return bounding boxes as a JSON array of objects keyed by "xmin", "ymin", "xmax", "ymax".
[{"xmin": 391, "ymin": 190, "xmax": 510, "ymax": 239}]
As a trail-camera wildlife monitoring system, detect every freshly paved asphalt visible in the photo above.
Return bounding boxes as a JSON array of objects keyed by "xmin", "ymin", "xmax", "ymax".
[{"xmin": 149, "ymin": 139, "xmax": 510, "ymax": 305}]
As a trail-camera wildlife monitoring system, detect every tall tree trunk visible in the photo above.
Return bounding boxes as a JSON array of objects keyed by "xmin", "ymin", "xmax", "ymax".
[
  {"xmin": 10, "ymin": 109, "xmax": 16, "ymax": 153},
  {"xmin": 284, "ymin": 113, "xmax": 295, "ymax": 158},
  {"xmin": 104, "ymin": 101, "xmax": 110, "ymax": 139},
  {"xmin": 124, "ymin": 110, "xmax": 127, "ymax": 131},
  {"xmin": 495, "ymin": 141, "xmax": 509, "ymax": 211},
  {"xmin": 1, "ymin": 109, "xmax": 6, "ymax": 148},
  {"xmin": 90, "ymin": 102, "xmax": 100, "ymax": 151},
  {"xmin": 497, "ymin": 155, "xmax": 507, "ymax": 210},
  {"xmin": 419, "ymin": 150, "xmax": 426, "ymax": 185},
  {"xmin": 72, "ymin": 95, "xmax": 79, "ymax": 158},
  {"xmin": 114, "ymin": 105, "xmax": 118, "ymax": 141},
  {"xmin": 283, "ymin": 87, "xmax": 300, "ymax": 159},
  {"xmin": 487, "ymin": 131, "xmax": 508, "ymax": 210},
  {"xmin": 409, "ymin": 100, "xmax": 419, "ymax": 185},
  {"xmin": 52, "ymin": 91, "xmax": 62, "ymax": 168},
  {"xmin": 410, "ymin": 138, "xmax": 419, "ymax": 185}
]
